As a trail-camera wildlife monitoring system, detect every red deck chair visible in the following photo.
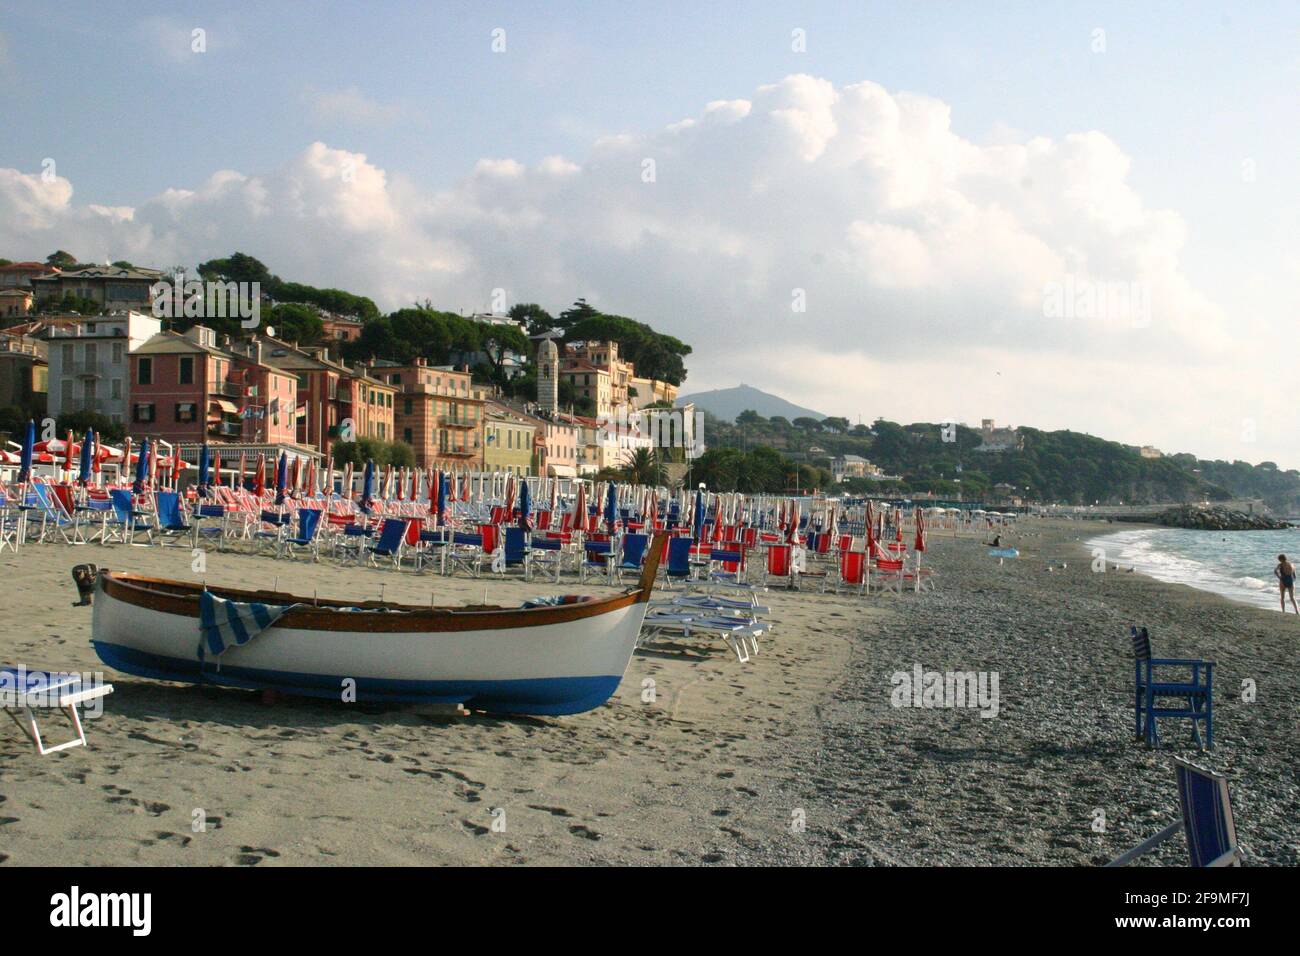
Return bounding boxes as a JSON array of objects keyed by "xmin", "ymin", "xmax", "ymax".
[
  {"xmin": 825, "ymin": 549, "xmax": 867, "ymax": 595},
  {"xmin": 815, "ymin": 532, "xmax": 833, "ymax": 556},
  {"xmin": 764, "ymin": 543, "xmax": 793, "ymax": 588},
  {"xmin": 536, "ymin": 510, "xmax": 552, "ymax": 530},
  {"xmin": 873, "ymin": 556, "xmax": 906, "ymax": 595}
]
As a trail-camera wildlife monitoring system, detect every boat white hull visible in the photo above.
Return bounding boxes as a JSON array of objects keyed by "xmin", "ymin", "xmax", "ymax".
[{"xmin": 91, "ymin": 577, "xmax": 649, "ymax": 716}]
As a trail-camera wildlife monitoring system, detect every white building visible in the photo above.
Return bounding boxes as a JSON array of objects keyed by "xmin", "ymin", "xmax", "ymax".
[{"xmin": 46, "ymin": 311, "xmax": 161, "ymax": 425}]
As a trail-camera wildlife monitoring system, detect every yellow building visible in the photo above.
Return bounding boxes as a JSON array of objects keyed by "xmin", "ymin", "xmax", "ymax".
[{"xmin": 483, "ymin": 401, "xmax": 537, "ymax": 476}]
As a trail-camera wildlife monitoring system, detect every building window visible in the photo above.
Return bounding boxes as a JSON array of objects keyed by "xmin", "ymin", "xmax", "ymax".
[
  {"xmin": 112, "ymin": 342, "xmax": 124, "ymax": 364},
  {"xmin": 111, "ymin": 378, "xmax": 122, "ymax": 399},
  {"xmin": 175, "ymin": 402, "xmax": 197, "ymax": 423},
  {"xmin": 133, "ymin": 403, "xmax": 155, "ymax": 423},
  {"xmin": 179, "ymin": 356, "xmax": 194, "ymax": 384},
  {"xmin": 404, "ymin": 398, "xmax": 412, "ymax": 415},
  {"xmin": 404, "ymin": 427, "xmax": 413, "ymax": 444},
  {"xmin": 137, "ymin": 357, "xmax": 153, "ymax": 385}
]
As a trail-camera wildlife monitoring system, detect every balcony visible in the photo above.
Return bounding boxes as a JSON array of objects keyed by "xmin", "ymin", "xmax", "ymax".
[
  {"xmin": 209, "ymin": 421, "xmax": 243, "ymax": 438},
  {"xmin": 439, "ymin": 416, "xmax": 476, "ymax": 428},
  {"xmin": 69, "ymin": 361, "xmax": 108, "ymax": 378},
  {"xmin": 215, "ymin": 381, "xmax": 244, "ymax": 398},
  {"xmin": 439, "ymin": 448, "xmax": 476, "ymax": 458}
]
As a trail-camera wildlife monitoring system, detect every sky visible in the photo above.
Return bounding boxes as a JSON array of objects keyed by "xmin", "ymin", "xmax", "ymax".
[{"xmin": 2, "ymin": 1, "xmax": 1297, "ymax": 467}]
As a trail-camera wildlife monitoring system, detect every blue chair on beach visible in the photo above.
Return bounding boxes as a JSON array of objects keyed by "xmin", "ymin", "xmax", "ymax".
[
  {"xmin": 192, "ymin": 503, "xmax": 227, "ymax": 550},
  {"xmin": 528, "ymin": 536, "xmax": 564, "ymax": 583},
  {"xmin": 29, "ymin": 484, "xmax": 79, "ymax": 544},
  {"xmin": 109, "ymin": 489, "xmax": 153, "ymax": 546},
  {"xmin": 1131, "ymin": 626, "xmax": 1214, "ymax": 749},
  {"xmin": 613, "ymin": 533, "xmax": 649, "ymax": 584},
  {"xmin": 579, "ymin": 537, "xmax": 614, "ymax": 583},
  {"xmin": 153, "ymin": 491, "xmax": 191, "ymax": 546},
  {"xmin": 664, "ymin": 536, "xmax": 694, "ymax": 586},
  {"xmin": 254, "ymin": 509, "xmax": 292, "ymax": 554},
  {"xmin": 283, "ymin": 508, "xmax": 323, "ymax": 561},
  {"xmin": 500, "ymin": 526, "xmax": 531, "ymax": 578},
  {"xmin": 1106, "ymin": 758, "xmax": 1244, "ymax": 867},
  {"xmin": 365, "ymin": 518, "xmax": 409, "ymax": 569}
]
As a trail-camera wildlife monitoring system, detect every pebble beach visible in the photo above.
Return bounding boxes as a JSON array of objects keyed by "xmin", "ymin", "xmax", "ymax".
[{"xmin": 1, "ymin": 518, "xmax": 1295, "ymax": 866}]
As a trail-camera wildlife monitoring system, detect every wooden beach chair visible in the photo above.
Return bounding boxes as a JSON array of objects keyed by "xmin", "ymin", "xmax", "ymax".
[
  {"xmin": 2, "ymin": 667, "xmax": 114, "ymax": 755},
  {"xmin": 1131, "ymin": 626, "xmax": 1214, "ymax": 749},
  {"xmin": 1106, "ymin": 758, "xmax": 1244, "ymax": 867}
]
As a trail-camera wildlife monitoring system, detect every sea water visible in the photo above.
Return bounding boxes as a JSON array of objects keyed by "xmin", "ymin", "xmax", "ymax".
[{"xmin": 1086, "ymin": 526, "xmax": 1300, "ymax": 611}]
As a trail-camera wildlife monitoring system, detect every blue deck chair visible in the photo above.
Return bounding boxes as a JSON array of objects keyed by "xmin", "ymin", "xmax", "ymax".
[
  {"xmin": 528, "ymin": 536, "xmax": 564, "ymax": 583},
  {"xmin": 192, "ymin": 503, "xmax": 228, "ymax": 550},
  {"xmin": 663, "ymin": 536, "xmax": 694, "ymax": 587},
  {"xmin": 283, "ymin": 508, "xmax": 323, "ymax": 561},
  {"xmin": 365, "ymin": 518, "xmax": 409, "ymax": 569},
  {"xmin": 1132, "ymin": 626, "xmax": 1213, "ymax": 749},
  {"xmin": 499, "ymin": 526, "xmax": 531, "ymax": 579},
  {"xmin": 416, "ymin": 527, "xmax": 449, "ymax": 574},
  {"xmin": 446, "ymin": 530, "xmax": 484, "ymax": 577},
  {"xmin": 108, "ymin": 489, "xmax": 153, "ymax": 546},
  {"xmin": 82, "ymin": 495, "xmax": 115, "ymax": 544},
  {"xmin": 153, "ymin": 491, "xmax": 191, "ymax": 546},
  {"xmin": 1106, "ymin": 758, "xmax": 1244, "ymax": 867},
  {"xmin": 613, "ymin": 533, "xmax": 649, "ymax": 584},
  {"xmin": 579, "ymin": 537, "xmax": 614, "ymax": 584},
  {"xmin": 254, "ymin": 509, "xmax": 292, "ymax": 555}
]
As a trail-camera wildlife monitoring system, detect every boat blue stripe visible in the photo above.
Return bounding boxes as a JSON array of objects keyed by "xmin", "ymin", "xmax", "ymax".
[{"xmin": 91, "ymin": 641, "xmax": 623, "ymax": 716}]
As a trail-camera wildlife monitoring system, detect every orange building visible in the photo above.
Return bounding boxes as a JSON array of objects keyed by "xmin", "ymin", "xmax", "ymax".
[{"xmin": 367, "ymin": 358, "xmax": 486, "ymax": 470}]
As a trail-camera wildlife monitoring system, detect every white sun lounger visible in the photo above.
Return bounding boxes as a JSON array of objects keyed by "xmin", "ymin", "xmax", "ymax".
[
  {"xmin": 2, "ymin": 668, "xmax": 114, "ymax": 755},
  {"xmin": 640, "ymin": 610, "xmax": 766, "ymax": 663}
]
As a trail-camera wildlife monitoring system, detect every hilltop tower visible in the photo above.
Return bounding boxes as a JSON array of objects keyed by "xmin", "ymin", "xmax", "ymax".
[{"xmin": 537, "ymin": 337, "xmax": 559, "ymax": 416}]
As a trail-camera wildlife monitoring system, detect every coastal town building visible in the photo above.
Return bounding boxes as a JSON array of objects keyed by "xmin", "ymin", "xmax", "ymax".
[
  {"xmin": 0, "ymin": 261, "xmax": 60, "ymax": 290},
  {"xmin": 318, "ymin": 312, "xmax": 365, "ymax": 344},
  {"xmin": 831, "ymin": 454, "xmax": 882, "ymax": 482},
  {"xmin": 483, "ymin": 401, "xmax": 538, "ymax": 476},
  {"xmin": 0, "ymin": 333, "xmax": 48, "ymax": 416},
  {"xmin": 0, "ymin": 289, "xmax": 34, "ymax": 318},
  {"xmin": 973, "ymin": 418, "xmax": 1024, "ymax": 453},
  {"xmin": 1139, "ymin": 446, "xmax": 1163, "ymax": 459},
  {"xmin": 31, "ymin": 265, "xmax": 162, "ymax": 313},
  {"xmin": 628, "ymin": 375, "xmax": 678, "ymax": 409},
  {"xmin": 128, "ymin": 325, "xmax": 299, "ymax": 446},
  {"xmin": 368, "ymin": 359, "xmax": 486, "ymax": 470},
  {"xmin": 47, "ymin": 311, "xmax": 161, "ymax": 425}
]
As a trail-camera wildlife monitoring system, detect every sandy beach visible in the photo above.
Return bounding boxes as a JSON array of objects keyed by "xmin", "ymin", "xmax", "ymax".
[{"xmin": 2, "ymin": 519, "xmax": 1296, "ymax": 866}]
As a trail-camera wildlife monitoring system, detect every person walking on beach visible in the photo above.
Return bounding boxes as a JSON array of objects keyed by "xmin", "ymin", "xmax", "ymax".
[{"xmin": 1275, "ymin": 554, "xmax": 1299, "ymax": 613}]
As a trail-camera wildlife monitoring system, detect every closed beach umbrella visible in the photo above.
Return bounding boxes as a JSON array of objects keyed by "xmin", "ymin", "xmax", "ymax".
[
  {"xmin": 519, "ymin": 479, "xmax": 533, "ymax": 531},
  {"xmin": 197, "ymin": 444, "xmax": 210, "ymax": 497},
  {"xmin": 121, "ymin": 437, "xmax": 132, "ymax": 487},
  {"xmin": 361, "ymin": 459, "xmax": 375, "ymax": 512},
  {"xmin": 236, "ymin": 452, "xmax": 246, "ymax": 491},
  {"xmin": 17, "ymin": 419, "xmax": 34, "ymax": 483},
  {"xmin": 605, "ymin": 481, "xmax": 617, "ymax": 533},
  {"xmin": 436, "ymin": 470, "xmax": 448, "ymax": 523},
  {"xmin": 254, "ymin": 453, "xmax": 266, "ymax": 498},
  {"xmin": 572, "ymin": 480, "xmax": 586, "ymax": 530},
  {"xmin": 275, "ymin": 452, "xmax": 288, "ymax": 504},
  {"xmin": 133, "ymin": 437, "xmax": 150, "ymax": 494},
  {"xmin": 78, "ymin": 429, "xmax": 94, "ymax": 485},
  {"xmin": 914, "ymin": 506, "xmax": 926, "ymax": 552},
  {"xmin": 211, "ymin": 450, "xmax": 221, "ymax": 487},
  {"xmin": 692, "ymin": 490, "xmax": 705, "ymax": 541}
]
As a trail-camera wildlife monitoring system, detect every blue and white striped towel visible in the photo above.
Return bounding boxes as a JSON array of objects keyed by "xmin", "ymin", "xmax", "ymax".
[{"xmin": 198, "ymin": 590, "xmax": 297, "ymax": 657}]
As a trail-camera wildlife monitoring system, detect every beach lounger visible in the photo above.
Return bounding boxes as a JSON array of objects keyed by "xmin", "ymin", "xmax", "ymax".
[
  {"xmin": 763, "ymin": 543, "xmax": 794, "ymax": 588},
  {"xmin": 613, "ymin": 533, "xmax": 650, "ymax": 585},
  {"xmin": 661, "ymin": 536, "xmax": 694, "ymax": 587},
  {"xmin": 282, "ymin": 507, "xmax": 323, "ymax": 561},
  {"xmin": 108, "ymin": 489, "xmax": 154, "ymax": 546},
  {"xmin": 365, "ymin": 518, "xmax": 410, "ymax": 569},
  {"xmin": 1105, "ymin": 758, "xmax": 1244, "ymax": 867},
  {"xmin": 1131, "ymin": 626, "xmax": 1213, "ymax": 749},
  {"xmin": 153, "ymin": 491, "xmax": 192, "ymax": 546},
  {"xmin": 640, "ymin": 609, "xmax": 766, "ymax": 663},
  {"xmin": 824, "ymin": 549, "xmax": 868, "ymax": 595},
  {"xmin": 2, "ymin": 667, "xmax": 114, "ymax": 755},
  {"xmin": 526, "ymin": 535, "xmax": 564, "ymax": 583}
]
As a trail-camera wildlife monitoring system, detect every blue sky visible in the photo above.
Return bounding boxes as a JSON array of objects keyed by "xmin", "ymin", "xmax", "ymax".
[{"xmin": 2, "ymin": 2, "xmax": 1297, "ymax": 465}]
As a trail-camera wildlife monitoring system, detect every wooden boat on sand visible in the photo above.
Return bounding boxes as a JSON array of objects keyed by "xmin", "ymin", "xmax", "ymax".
[{"xmin": 87, "ymin": 538, "xmax": 663, "ymax": 716}]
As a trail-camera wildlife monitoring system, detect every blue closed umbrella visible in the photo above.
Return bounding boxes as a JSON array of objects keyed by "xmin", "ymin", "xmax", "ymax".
[
  {"xmin": 133, "ymin": 437, "xmax": 150, "ymax": 494},
  {"xmin": 78, "ymin": 429, "xmax": 94, "ymax": 485},
  {"xmin": 18, "ymin": 419, "xmax": 34, "ymax": 483},
  {"xmin": 275, "ymin": 452, "xmax": 288, "ymax": 505},
  {"xmin": 518, "ymin": 480, "xmax": 532, "ymax": 530},
  {"xmin": 197, "ymin": 444, "xmax": 211, "ymax": 497},
  {"xmin": 605, "ymin": 481, "xmax": 617, "ymax": 533},
  {"xmin": 436, "ymin": 470, "xmax": 447, "ymax": 524},
  {"xmin": 692, "ymin": 491, "xmax": 705, "ymax": 541},
  {"xmin": 361, "ymin": 459, "xmax": 375, "ymax": 513}
]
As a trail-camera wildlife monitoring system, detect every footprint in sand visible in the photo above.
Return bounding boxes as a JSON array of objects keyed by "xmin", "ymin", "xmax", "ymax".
[
  {"xmin": 568, "ymin": 824, "xmax": 601, "ymax": 841},
  {"xmin": 527, "ymin": 805, "xmax": 573, "ymax": 818},
  {"xmin": 235, "ymin": 846, "xmax": 281, "ymax": 866},
  {"xmin": 460, "ymin": 819, "xmax": 490, "ymax": 836}
]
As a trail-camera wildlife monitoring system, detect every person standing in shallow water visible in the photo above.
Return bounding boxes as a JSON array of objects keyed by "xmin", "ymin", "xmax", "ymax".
[{"xmin": 1275, "ymin": 554, "xmax": 1299, "ymax": 613}]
